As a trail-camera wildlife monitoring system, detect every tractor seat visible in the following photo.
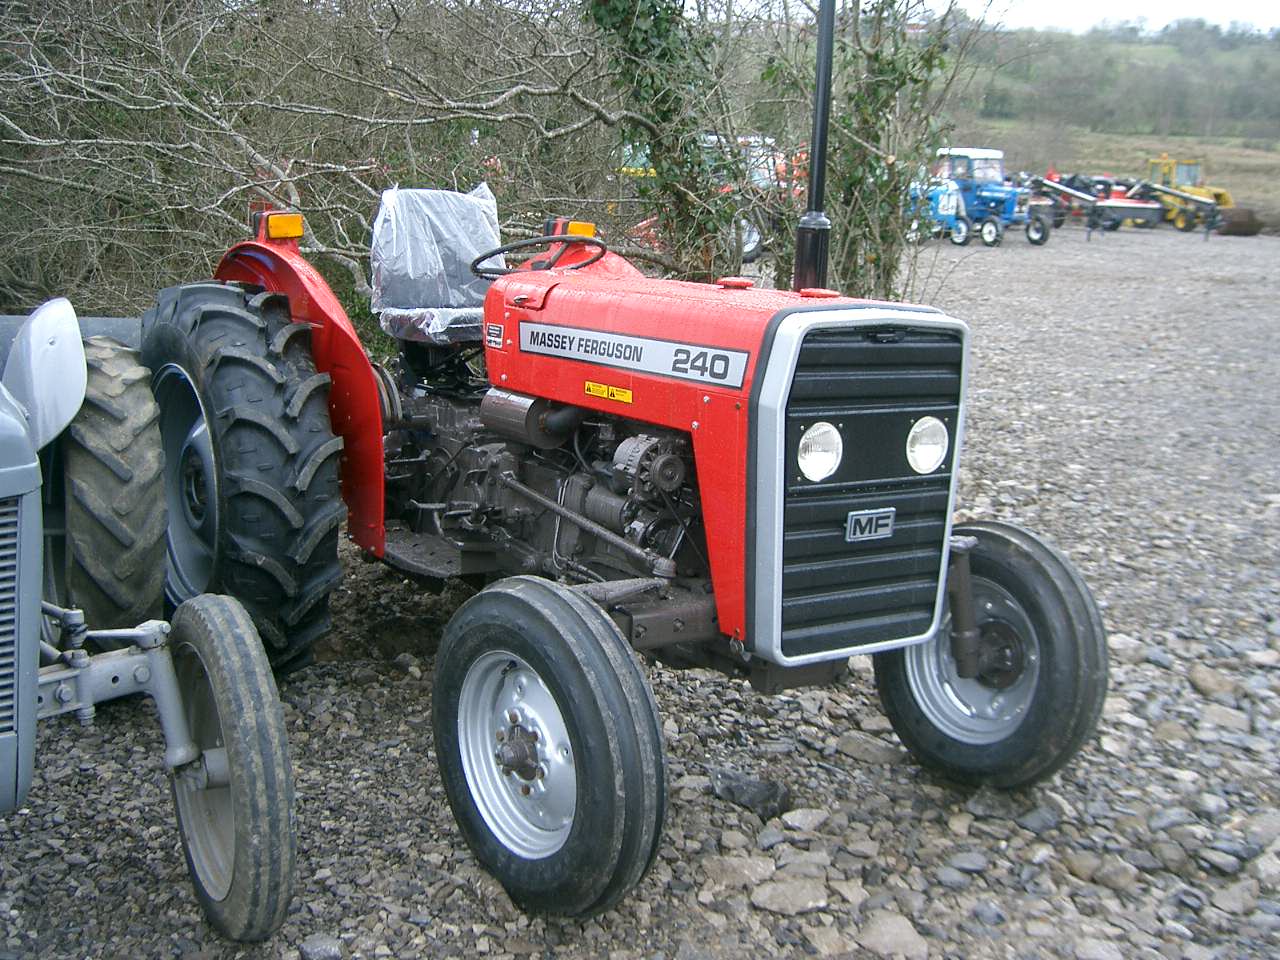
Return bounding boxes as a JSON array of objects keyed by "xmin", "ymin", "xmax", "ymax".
[{"xmin": 370, "ymin": 184, "xmax": 503, "ymax": 344}]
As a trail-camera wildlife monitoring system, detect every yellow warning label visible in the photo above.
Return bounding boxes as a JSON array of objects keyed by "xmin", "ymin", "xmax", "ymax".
[{"xmin": 585, "ymin": 380, "xmax": 633, "ymax": 404}]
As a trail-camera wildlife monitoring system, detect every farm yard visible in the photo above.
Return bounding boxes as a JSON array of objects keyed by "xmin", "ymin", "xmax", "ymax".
[{"xmin": 3, "ymin": 226, "xmax": 1278, "ymax": 960}]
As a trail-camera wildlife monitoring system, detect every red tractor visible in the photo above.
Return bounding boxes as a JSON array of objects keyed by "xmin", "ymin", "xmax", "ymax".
[{"xmin": 136, "ymin": 2, "xmax": 1107, "ymax": 919}]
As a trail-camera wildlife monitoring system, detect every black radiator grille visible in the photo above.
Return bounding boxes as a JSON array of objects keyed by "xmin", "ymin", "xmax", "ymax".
[
  {"xmin": 0, "ymin": 497, "xmax": 19, "ymax": 734},
  {"xmin": 780, "ymin": 327, "xmax": 962, "ymax": 658}
]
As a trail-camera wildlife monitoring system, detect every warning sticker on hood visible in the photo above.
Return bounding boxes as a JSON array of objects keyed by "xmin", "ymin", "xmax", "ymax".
[{"xmin": 520, "ymin": 321, "xmax": 748, "ymax": 388}]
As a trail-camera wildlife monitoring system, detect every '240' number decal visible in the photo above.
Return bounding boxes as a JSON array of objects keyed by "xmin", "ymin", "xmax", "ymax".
[{"xmin": 672, "ymin": 348, "xmax": 732, "ymax": 381}]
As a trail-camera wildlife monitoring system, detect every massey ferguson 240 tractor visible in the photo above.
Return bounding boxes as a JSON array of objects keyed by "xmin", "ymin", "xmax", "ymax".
[{"xmin": 135, "ymin": 2, "xmax": 1107, "ymax": 918}]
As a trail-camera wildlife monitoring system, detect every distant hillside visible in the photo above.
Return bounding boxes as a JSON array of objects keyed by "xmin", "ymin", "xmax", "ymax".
[
  {"xmin": 951, "ymin": 19, "xmax": 1280, "ymax": 144},
  {"xmin": 943, "ymin": 19, "xmax": 1280, "ymax": 227}
]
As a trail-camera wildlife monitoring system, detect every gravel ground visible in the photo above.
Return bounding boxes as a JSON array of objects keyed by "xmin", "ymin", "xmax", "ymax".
[{"xmin": 3, "ymin": 225, "xmax": 1278, "ymax": 960}]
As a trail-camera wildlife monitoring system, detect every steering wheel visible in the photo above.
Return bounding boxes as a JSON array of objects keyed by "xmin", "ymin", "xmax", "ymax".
[{"xmin": 470, "ymin": 234, "xmax": 608, "ymax": 280}]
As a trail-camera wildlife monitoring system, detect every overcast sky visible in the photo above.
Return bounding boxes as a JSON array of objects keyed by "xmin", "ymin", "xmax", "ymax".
[{"xmin": 949, "ymin": 0, "xmax": 1280, "ymax": 33}]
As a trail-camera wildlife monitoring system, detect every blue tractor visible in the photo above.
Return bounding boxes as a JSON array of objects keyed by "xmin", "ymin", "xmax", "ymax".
[{"xmin": 936, "ymin": 148, "xmax": 1051, "ymax": 246}]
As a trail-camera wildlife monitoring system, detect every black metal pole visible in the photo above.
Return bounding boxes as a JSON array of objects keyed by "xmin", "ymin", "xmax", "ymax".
[{"xmin": 793, "ymin": 0, "xmax": 837, "ymax": 292}]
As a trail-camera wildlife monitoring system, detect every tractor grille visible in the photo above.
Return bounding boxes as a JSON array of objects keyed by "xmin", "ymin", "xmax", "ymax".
[
  {"xmin": 779, "ymin": 327, "xmax": 962, "ymax": 659},
  {"xmin": 0, "ymin": 497, "xmax": 19, "ymax": 734}
]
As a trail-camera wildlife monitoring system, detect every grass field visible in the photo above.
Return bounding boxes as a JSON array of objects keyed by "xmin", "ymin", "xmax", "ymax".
[{"xmin": 951, "ymin": 119, "xmax": 1280, "ymax": 229}]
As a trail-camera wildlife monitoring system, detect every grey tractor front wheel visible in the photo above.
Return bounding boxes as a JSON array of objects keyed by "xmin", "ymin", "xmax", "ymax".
[
  {"xmin": 42, "ymin": 337, "xmax": 166, "ymax": 640},
  {"xmin": 433, "ymin": 577, "xmax": 665, "ymax": 917},
  {"xmin": 142, "ymin": 282, "xmax": 346, "ymax": 674},
  {"xmin": 170, "ymin": 594, "xmax": 296, "ymax": 941},
  {"xmin": 873, "ymin": 522, "xmax": 1108, "ymax": 788}
]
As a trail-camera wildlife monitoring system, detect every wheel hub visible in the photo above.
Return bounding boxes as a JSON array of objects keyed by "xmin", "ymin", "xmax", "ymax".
[
  {"xmin": 180, "ymin": 443, "xmax": 211, "ymax": 527},
  {"xmin": 976, "ymin": 621, "xmax": 1026, "ymax": 690},
  {"xmin": 495, "ymin": 721, "xmax": 543, "ymax": 782},
  {"xmin": 459, "ymin": 651, "xmax": 576, "ymax": 858}
]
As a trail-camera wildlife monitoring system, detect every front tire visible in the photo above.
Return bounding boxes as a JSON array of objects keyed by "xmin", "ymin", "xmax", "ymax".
[
  {"xmin": 949, "ymin": 216, "xmax": 972, "ymax": 246},
  {"xmin": 980, "ymin": 217, "xmax": 1003, "ymax": 246},
  {"xmin": 1174, "ymin": 208, "xmax": 1198, "ymax": 232},
  {"xmin": 873, "ymin": 522, "xmax": 1107, "ymax": 788},
  {"xmin": 170, "ymin": 595, "xmax": 296, "ymax": 941},
  {"xmin": 433, "ymin": 577, "xmax": 665, "ymax": 917},
  {"xmin": 1025, "ymin": 214, "xmax": 1050, "ymax": 245},
  {"xmin": 141, "ymin": 283, "xmax": 346, "ymax": 674}
]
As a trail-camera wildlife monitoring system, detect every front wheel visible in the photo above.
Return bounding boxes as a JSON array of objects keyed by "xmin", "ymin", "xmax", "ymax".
[
  {"xmin": 1174, "ymin": 208, "xmax": 1198, "ymax": 232},
  {"xmin": 170, "ymin": 595, "xmax": 296, "ymax": 941},
  {"xmin": 873, "ymin": 522, "xmax": 1107, "ymax": 788},
  {"xmin": 1025, "ymin": 214, "xmax": 1050, "ymax": 245},
  {"xmin": 980, "ymin": 218, "xmax": 1003, "ymax": 247},
  {"xmin": 434, "ymin": 577, "xmax": 665, "ymax": 917},
  {"xmin": 949, "ymin": 216, "xmax": 973, "ymax": 246}
]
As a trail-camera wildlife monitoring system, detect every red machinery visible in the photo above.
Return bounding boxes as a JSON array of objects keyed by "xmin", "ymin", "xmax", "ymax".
[{"xmin": 136, "ymin": 0, "xmax": 1107, "ymax": 917}]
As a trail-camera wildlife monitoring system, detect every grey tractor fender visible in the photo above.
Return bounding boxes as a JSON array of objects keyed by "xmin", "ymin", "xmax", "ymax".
[{"xmin": 1, "ymin": 298, "xmax": 87, "ymax": 453}]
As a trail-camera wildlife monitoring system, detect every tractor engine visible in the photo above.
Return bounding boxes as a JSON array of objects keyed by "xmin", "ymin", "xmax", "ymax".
[{"xmin": 380, "ymin": 342, "xmax": 718, "ymax": 663}]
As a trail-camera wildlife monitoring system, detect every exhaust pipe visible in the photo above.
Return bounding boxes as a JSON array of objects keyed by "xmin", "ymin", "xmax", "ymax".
[{"xmin": 793, "ymin": 0, "xmax": 837, "ymax": 292}]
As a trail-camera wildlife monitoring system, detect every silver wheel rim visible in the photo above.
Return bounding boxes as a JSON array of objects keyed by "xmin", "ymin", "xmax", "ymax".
[
  {"xmin": 154, "ymin": 364, "xmax": 220, "ymax": 599},
  {"xmin": 739, "ymin": 219, "xmax": 761, "ymax": 256},
  {"xmin": 904, "ymin": 577, "xmax": 1040, "ymax": 745},
  {"xmin": 982, "ymin": 221, "xmax": 999, "ymax": 243},
  {"xmin": 172, "ymin": 641, "xmax": 235, "ymax": 901},
  {"xmin": 458, "ymin": 650, "xmax": 576, "ymax": 859},
  {"xmin": 952, "ymin": 222, "xmax": 968, "ymax": 243}
]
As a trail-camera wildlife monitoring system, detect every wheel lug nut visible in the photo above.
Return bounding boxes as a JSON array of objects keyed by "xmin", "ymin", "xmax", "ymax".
[
  {"xmin": 529, "ymin": 729, "xmax": 539, "ymax": 742},
  {"xmin": 536, "ymin": 767, "xmax": 546, "ymax": 780},
  {"xmin": 507, "ymin": 710, "xmax": 519, "ymax": 724},
  {"xmin": 520, "ymin": 785, "xmax": 531, "ymax": 796},
  {"xmin": 495, "ymin": 730, "xmax": 505, "ymax": 742}
]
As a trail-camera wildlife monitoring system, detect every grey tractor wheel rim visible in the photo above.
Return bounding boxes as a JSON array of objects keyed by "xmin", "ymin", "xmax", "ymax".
[
  {"xmin": 172, "ymin": 641, "xmax": 235, "ymax": 902},
  {"xmin": 982, "ymin": 221, "xmax": 999, "ymax": 244},
  {"xmin": 1029, "ymin": 219, "xmax": 1045, "ymax": 241},
  {"xmin": 739, "ymin": 218, "xmax": 761, "ymax": 256},
  {"xmin": 458, "ymin": 650, "xmax": 576, "ymax": 859},
  {"xmin": 154, "ymin": 364, "xmax": 220, "ymax": 600},
  {"xmin": 904, "ymin": 577, "xmax": 1041, "ymax": 745},
  {"xmin": 952, "ymin": 220, "xmax": 968, "ymax": 244}
]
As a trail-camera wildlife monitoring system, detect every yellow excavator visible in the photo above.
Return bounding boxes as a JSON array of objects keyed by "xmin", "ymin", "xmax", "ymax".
[{"xmin": 1144, "ymin": 154, "xmax": 1262, "ymax": 236}]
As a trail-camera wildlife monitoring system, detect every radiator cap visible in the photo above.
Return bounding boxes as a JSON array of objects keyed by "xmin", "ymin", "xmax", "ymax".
[
  {"xmin": 798, "ymin": 287, "xmax": 840, "ymax": 298},
  {"xmin": 716, "ymin": 276, "xmax": 754, "ymax": 289}
]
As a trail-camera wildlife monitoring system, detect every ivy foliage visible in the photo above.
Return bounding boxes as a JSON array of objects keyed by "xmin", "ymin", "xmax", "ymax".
[
  {"xmin": 765, "ymin": 2, "xmax": 955, "ymax": 299},
  {"xmin": 588, "ymin": 0, "xmax": 742, "ymax": 278}
]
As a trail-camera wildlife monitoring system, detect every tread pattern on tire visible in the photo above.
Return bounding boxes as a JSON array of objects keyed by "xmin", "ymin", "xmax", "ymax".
[
  {"xmin": 59, "ymin": 337, "xmax": 166, "ymax": 628},
  {"xmin": 171, "ymin": 594, "xmax": 296, "ymax": 941},
  {"xmin": 142, "ymin": 282, "xmax": 345, "ymax": 673}
]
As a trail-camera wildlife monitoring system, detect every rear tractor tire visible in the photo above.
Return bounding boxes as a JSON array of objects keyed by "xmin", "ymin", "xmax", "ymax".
[
  {"xmin": 170, "ymin": 594, "xmax": 296, "ymax": 941},
  {"xmin": 141, "ymin": 282, "xmax": 346, "ymax": 674},
  {"xmin": 42, "ymin": 337, "xmax": 166, "ymax": 639},
  {"xmin": 872, "ymin": 522, "xmax": 1108, "ymax": 788},
  {"xmin": 433, "ymin": 577, "xmax": 665, "ymax": 917}
]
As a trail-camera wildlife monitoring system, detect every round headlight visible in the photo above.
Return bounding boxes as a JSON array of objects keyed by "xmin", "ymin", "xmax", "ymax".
[
  {"xmin": 906, "ymin": 416, "xmax": 949, "ymax": 474},
  {"xmin": 797, "ymin": 422, "xmax": 843, "ymax": 482}
]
